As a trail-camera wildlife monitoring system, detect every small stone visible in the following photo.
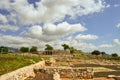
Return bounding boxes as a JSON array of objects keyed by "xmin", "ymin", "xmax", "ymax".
[{"xmin": 53, "ymin": 72, "xmax": 61, "ymax": 80}]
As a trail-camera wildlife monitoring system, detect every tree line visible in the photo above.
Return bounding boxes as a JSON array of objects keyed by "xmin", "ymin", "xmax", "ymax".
[
  {"xmin": 91, "ymin": 50, "xmax": 119, "ymax": 57},
  {"xmin": 0, "ymin": 44, "xmax": 119, "ymax": 58},
  {"xmin": 0, "ymin": 44, "xmax": 77, "ymax": 54},
  {"xmin": 20, "ymin": 46, "xmax": 37, "ymax": 53}
]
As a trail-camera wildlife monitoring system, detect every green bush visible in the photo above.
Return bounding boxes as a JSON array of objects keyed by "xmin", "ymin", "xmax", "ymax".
[
  {"xmin": 30, "ymin": 46, "xmax": 38, "ymax": 53},
  {"xmin": 0, "ymin": 46, "xmax": 8, "ymax": 54},
  {"xmin": 20, "ymin": 47, "xmax": 29, "ymax": 53}
]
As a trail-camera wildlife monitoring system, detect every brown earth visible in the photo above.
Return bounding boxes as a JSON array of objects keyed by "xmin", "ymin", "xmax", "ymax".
[
  {"xmin": 0, "ymin": 57, "xmax": 16, "ymax": 61},
  {"xmin": 61, "ymin": 77, "xmax": 114, "ymax": 80}
]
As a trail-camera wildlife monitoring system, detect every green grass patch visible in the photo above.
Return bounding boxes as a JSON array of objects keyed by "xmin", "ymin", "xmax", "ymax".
[{"xmin": 0, "ymin": 54, "xmax": 42, "ymax": 76}]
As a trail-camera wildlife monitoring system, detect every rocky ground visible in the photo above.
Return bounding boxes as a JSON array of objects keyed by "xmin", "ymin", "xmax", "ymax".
[{"xmin": 26, "ymin": 55, "xmax": 120, "ymax": 80}]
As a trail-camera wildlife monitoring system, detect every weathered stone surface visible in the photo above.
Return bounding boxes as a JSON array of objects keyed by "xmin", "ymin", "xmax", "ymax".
[
  {"xmin": 53, "ymin": 72, "xmax": 61, "ymax": 80},
  {"xmin": 38, "ymin": 67, "xmax": 94, "ymax": 79},
  {"xmin": 0, "ymin": 61, "xmax": 45, "ymax": 80}
]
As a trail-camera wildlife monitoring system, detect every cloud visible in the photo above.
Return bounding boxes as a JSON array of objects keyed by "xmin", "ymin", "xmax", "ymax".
[
  {"xmin": 114, "ymin": 39, "xmax": 120, "ymax": 45},
  {"xmin": 25, "ymin": 22, "xmax": 86, "ymax": 41},
  {"xmin": 0, "ymin": 0, "xmax": 11, "ymax": 10},
  {"xmin": 113, "ymin": 4, "xmax": 120, "ymax": 8},
  {"xmin": 0, "ymin": 33, "xmax": 97, "ymax": 51},
  {"xmin": 0, "ymin": 0, "xmax": 110, "ymax": 52},
  {"xmin": 72, "ymin": 42, "xmax": 97, "ymax": 50},
  {"xmin": 75, "ymin": 34, "xmax": 98, "ymax": 41},
  {"xmin": 70, "ymin": 0, "xmax": 108, "ymax": 18},
  {"xmin": 0, "ymin": 14, "xmax": 8, "ymax": 23},
  {"xmin": 0, "ymin": 34, "xmax": 45, "ymax": 49},
  {"xmin": 27, "ymin": 25, "xmax": 43, "ymax": 38},
  {"xmin": 0, "ymin": 33, "xmax": 117, "ymax": 52},
  {"xmin": 0, "ymin": 24, "xmax": 19, "ymax": 32},
  {"xmin": 46, "ymin": 39, "xmax": 97, "ymax": 50},
  {"xmin": 0, "ymin": 0, "xmax": 108, "ymax": 25},
  {"xmin": 43, "ymin": 22, "xmax": 86, "ymax": 35},
  {"xmin": 99, "ymin": 44, "xmax": 113, "ymax": 48},
  {"xmin": 8, "ymin": 13, "xmax": 18, "ymax": 25},
  {"xmin": 0, "ymin": 34, "xmax": 31, "ymax": 45},
  {"xmin": 117, "ymin": 23, "xmax": 120, "ymax": 28}
]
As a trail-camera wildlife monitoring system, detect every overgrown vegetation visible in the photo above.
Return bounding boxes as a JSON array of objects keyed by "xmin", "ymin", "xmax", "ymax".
[
  {"xmin": 0, "ymin": 46, "xmax": 8, "ymax": 54},
  {"xmin": 20, "ymin": 47, "xmax": 29, "ymax": 53},
  {"xmin": 0, "ymin": 54, "xmax": 42, "ymax": 75},
  {"xmin": 103, "ymin": 56, "xmax": 120, "ymax": 61},
  {"xmin": 45, "ymin": 44, "xmax": 54, "ymax": 50},
  {"xmin": 30, "ymin": 46, "xmax": 38, "ymax": 53}
]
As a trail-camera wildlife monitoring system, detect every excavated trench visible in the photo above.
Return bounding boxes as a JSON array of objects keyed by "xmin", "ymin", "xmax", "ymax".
[{"xmin": 26, "ymin": 56, "xmax": 120, "ymax": 80}]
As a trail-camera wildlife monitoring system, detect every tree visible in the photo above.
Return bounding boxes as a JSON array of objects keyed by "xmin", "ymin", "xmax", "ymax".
[
  {"xmin": 62, "ymin": 44, "xmax": 70, "ymax": 50},
  {"xmin": 20, "ymin": 47, "xmax": 29, "ymax": 53},
  {"xmin": 45, "ymin": 44, "xmax": 54, "ymax": 50},
  {"xmin": 0, "ymin": 46, "xmax": 8, "ymax": 54},
  {"xmin": 69, "ymin": 47, "xmax": 74, "ymax": 54},
  {"xmin": 111, "ymin": 53, "xmax": 118, "ymax": 57},
  {"xmin": 101, "ymin": 52, "xmax": 106, "ymax": 56},
  {"xmin": 30, "ymin": 46, "xmax": 38, "ymax": 53},
  {"xmin": 91, "ymin": 50, "xmax": 101, "ymax": 56},
  {"xmin": 69, "ymin": 47, "xmax": 77, "ymax": 54}
]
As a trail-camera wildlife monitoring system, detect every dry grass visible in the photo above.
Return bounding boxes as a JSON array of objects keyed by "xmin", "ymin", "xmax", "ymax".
[{"xmin": 0, "ymin": 54, "xmax": 42, "ymax": 75}]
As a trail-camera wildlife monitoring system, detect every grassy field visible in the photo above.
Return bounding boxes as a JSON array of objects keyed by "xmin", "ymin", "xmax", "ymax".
[{"xmin": 0, "ymin": 54, "xmax": 43, "ymax": 76}]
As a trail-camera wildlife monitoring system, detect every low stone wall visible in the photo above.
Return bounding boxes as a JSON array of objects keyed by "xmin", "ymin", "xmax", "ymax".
[
  {"xmin": 38, "ymin": 67, "xmax": 94, "ymax": 79},
  {"xmin": 0, "ymin": 61, "xmax": 45, "ymax": 80}
]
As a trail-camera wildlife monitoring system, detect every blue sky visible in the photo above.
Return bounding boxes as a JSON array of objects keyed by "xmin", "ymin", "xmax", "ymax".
[{"xmin": 0, "ymin": 0, "xmax": 120, "ymax": 55}]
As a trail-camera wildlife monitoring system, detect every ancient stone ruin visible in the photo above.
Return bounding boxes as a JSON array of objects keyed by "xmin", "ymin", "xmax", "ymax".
[{"xmin": 36, "ymin": 67, "xmax": 94, "ymax": 79}]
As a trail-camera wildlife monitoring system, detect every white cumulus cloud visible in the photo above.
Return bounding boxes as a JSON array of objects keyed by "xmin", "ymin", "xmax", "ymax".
[
  {"xmin": 43, "ymin": 22, "xmax": 86, "ymax": 35},
  {"xmin": 0, "ymin": 24, "xmax": 19, "ymax": 32},
  {"xmin": 27, "ymin": 25, "xmax": 43, "ymax": 38},
  {"xmin": 0, "ymin": 34, "xmax": 45, "ymax": 49},
  {"xmin": 0, "ymin": 0, "xmax": 110, "ymax": 51},
  {"xmin": 0, "ymin": 0, "xmax": 11, "ymax": 10},
  {"xmin": 25, "ymin": 22, "xmax": 86, "ymax": 41},
  {"xmin": 114, "ymin": 39, "xmax": 120, "ymax": 45},
  {"xmin": 75, "ymin": 34, "xmax": 98, "ymax": 41},
  {"xmin": 117, "ymin": 23, "xmax": 120, "ymax": 28},
  {"xmin": 46, "ymin": 39, "xmax": 97, "ymax": 50},
  {"xmin": 0, "ymin": 14, "xmax": 8, "ymax": 23},
  {"xmin": 99, "ymin": 44, "xmax": 113, "ymax": 48},
  {"xmin": 0, "ymin": 0, "xmax": 108, "ymax": 25}
]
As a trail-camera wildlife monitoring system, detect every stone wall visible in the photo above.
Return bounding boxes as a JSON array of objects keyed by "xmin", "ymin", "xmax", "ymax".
[
  {"xmin": 0, "ymin": 61, "xmax": 45, "ymax": 80},
  {"xmin": 43, "ymin": 50, "xmax": 70, "ymax": 55},
  {"xmin": 38, "ymin": 67, "xmax": 94, "ymax": 79}
]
